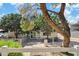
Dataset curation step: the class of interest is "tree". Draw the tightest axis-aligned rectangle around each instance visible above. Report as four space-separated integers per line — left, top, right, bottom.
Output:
18 3 52 33
34 14 52 36
34 14 52 46
40 3 71 47
0 13 23 38
18 3 71 47
20 17 35 32
18 3 37 32
18 3 38 38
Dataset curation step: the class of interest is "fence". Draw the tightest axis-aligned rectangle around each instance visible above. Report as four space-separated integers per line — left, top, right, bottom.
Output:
0 45 79 56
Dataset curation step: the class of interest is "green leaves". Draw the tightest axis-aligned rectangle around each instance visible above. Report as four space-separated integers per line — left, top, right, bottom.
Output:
50 13 61 25
0 13 22 32
34 14 52 33
20 18 35 32
20 18 30 32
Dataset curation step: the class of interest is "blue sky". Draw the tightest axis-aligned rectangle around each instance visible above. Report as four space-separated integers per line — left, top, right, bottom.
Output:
0 3 19 15
46 3 60 12
0 3 79 24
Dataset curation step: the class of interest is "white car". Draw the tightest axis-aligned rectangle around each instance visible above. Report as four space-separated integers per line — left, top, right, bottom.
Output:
0 33 4 38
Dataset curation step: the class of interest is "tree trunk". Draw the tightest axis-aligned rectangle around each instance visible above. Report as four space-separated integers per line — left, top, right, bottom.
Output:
15 31 18 38
62 35 70 47
58 14 71 47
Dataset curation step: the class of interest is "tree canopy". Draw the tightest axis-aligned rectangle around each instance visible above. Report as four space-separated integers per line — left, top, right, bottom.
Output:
20 17 35 32
0 13 22 33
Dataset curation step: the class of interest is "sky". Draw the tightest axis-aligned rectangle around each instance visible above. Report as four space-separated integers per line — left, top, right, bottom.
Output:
0 3 19 17
0 3 79 24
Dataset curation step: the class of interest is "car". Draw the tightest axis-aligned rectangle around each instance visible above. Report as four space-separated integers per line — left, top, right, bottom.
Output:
0 33 4 38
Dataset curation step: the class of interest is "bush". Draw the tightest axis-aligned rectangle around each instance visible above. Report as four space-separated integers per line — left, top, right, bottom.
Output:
0 40 23 56
8 52 23 56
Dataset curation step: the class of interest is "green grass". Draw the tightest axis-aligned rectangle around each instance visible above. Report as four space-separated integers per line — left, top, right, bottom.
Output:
0 39 23 56
0 40 21 48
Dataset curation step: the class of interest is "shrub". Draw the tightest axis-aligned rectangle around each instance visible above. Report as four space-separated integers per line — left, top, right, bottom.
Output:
8 52 23 56
0 39 23 56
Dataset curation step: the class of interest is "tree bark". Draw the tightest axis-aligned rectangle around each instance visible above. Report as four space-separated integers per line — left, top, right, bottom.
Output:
58 15 70 47
58 12 71 37
62 35 70 47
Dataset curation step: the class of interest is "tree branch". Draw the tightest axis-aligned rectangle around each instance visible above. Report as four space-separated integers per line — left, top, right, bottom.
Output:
59 3 66 14
47 10 59 15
